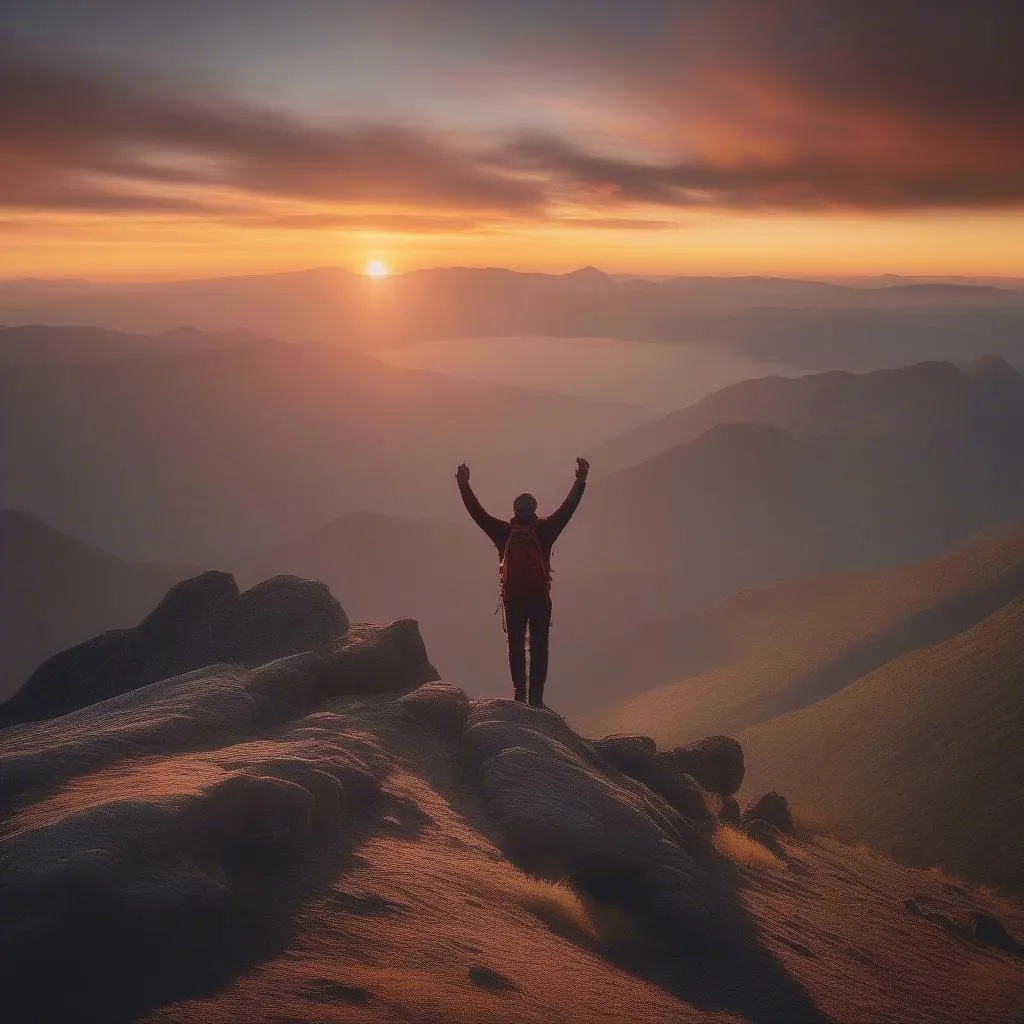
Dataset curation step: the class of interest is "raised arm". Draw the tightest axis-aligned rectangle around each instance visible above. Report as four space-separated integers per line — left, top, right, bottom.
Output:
542 457 589 542
456 464 507 549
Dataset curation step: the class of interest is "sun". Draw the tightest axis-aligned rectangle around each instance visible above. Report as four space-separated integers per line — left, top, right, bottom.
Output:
365 259 389 278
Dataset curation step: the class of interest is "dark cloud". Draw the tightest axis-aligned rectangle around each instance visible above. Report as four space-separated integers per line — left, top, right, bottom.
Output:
551 1 1024 209
497 133 1024 212
693 1 1024 127
0 57 544 217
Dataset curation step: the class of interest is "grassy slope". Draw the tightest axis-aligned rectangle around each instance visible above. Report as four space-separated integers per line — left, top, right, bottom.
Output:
582 524 1024 747
739 594 1024 896
583 524 1024 896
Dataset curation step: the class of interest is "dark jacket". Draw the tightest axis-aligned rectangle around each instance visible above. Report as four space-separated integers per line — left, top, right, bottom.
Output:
457 477 586 570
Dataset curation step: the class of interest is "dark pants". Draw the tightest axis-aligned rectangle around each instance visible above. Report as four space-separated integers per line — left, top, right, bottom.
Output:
505 597 552 707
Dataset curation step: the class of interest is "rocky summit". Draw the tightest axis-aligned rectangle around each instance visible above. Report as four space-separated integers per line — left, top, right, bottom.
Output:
1 586 1021 1024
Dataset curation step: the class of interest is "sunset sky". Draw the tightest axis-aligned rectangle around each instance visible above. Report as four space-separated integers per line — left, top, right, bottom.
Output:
2 0 1022 279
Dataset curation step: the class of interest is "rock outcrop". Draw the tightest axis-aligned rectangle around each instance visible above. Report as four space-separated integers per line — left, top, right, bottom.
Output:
0 571 350 726
744 791 794 833
673 735 745 796
0 617 437 815
465 702 721 941
593 734 714 821
398 679 470 733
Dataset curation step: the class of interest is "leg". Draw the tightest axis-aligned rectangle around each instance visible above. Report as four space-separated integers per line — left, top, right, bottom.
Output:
527 599 551 708
504 600 528 702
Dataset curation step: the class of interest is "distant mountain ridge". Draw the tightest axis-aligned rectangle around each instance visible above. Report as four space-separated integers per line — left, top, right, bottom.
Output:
3 266 1022 362
0 339 650 559
0 324 262 364
572 410 1024 607
0 510 190 701
705 306 1024 371
584 521 1024 742
590 356 1024 474
8 353 1024 722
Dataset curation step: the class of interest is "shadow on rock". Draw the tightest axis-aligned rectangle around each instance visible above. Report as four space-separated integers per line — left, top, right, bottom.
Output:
468 702 836 1024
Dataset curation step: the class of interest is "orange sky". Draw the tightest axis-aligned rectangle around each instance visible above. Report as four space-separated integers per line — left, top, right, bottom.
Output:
3 207 1024 281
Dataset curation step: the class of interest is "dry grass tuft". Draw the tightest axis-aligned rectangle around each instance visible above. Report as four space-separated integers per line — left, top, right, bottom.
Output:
492 870 600 944
714 824 786 872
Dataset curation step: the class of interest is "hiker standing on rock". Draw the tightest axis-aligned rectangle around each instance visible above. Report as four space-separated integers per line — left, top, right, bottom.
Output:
456 458 589 707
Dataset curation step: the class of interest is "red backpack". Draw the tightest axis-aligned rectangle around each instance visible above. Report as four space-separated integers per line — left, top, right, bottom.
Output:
500 522 550 601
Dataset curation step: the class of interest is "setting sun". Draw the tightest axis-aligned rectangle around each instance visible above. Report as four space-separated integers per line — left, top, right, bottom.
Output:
366 259 389 278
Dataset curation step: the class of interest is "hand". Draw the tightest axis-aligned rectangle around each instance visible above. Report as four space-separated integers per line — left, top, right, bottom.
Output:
456 463 470 485
575 456 590 482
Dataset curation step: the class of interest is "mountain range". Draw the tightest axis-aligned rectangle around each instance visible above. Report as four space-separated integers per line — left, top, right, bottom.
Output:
0 324 259 365
4 267 1023 371
589 355 1024 474
0 336 648 559
6 353 1024 720
0 510 189 701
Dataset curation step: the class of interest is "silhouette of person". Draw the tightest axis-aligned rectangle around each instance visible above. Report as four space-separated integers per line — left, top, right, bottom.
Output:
456 458 589 706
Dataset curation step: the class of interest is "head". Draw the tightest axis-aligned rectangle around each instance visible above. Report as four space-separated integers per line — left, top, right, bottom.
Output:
512 492 538 520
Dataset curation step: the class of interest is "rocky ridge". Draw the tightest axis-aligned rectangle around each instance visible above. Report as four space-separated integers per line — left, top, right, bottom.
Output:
1 577 1021 1022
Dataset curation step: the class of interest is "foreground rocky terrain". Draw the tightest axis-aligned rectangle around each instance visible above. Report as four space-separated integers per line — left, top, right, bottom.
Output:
1 577 1022 1023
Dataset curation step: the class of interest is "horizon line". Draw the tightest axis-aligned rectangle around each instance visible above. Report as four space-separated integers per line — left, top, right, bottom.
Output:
3 265 1024 288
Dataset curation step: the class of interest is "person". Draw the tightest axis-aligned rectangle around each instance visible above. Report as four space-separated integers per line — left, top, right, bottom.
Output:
456 458 589 707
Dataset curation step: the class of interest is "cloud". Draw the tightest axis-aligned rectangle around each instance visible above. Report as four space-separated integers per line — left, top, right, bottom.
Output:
540 0 1024 210
554 216 677 231
496 132 1024 212
251 211 493 233
0 57 544 218
2 0 1023 228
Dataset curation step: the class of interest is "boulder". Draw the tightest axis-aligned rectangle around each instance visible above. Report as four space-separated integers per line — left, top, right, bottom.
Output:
0 728 388 965
969 912 1021 954
743 792 794 834
593 734 658 776
648 756 713 822
593 736 711 821
399 681 470 733
465 700 718 941
672 736 744 797
246 619 440 716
